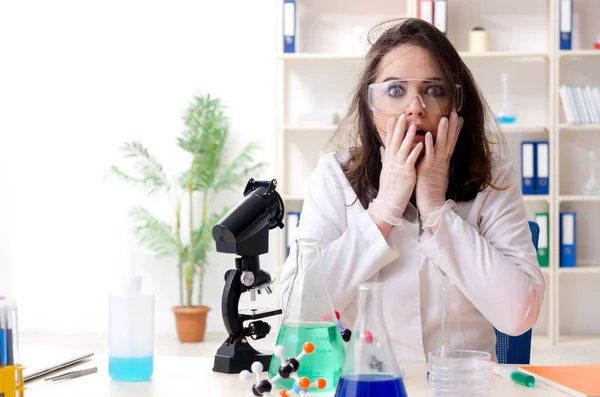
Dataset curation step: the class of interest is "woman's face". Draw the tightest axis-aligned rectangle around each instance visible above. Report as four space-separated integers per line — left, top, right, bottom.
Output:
370 44 452 153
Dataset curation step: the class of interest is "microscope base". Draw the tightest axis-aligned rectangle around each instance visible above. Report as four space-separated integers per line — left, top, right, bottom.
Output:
212 337 273 374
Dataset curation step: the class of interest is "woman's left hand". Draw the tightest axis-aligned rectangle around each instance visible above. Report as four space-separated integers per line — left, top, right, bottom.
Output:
416 111 464 224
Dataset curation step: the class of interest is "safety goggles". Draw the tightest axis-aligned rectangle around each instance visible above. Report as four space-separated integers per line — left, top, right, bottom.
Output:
368 78 463 115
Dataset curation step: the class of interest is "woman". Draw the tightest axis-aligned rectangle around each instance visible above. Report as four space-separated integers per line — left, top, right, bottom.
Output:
278 18 545 362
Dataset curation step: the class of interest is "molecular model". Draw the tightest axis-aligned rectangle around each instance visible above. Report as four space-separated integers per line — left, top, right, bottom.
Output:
238 342 326 397
323 310 352 342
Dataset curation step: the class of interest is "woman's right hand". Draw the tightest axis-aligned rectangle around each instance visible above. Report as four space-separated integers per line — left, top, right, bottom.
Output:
367 113 423 229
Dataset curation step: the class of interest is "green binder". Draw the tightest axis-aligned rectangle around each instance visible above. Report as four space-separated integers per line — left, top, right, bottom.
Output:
534 212 549 267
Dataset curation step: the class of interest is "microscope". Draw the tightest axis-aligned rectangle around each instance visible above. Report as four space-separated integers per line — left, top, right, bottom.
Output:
211 178 285 374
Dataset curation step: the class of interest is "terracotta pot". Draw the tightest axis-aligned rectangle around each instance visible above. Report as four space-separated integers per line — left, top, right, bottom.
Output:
172 306 211 343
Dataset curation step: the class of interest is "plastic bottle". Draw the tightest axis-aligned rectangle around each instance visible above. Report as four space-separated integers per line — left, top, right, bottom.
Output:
583 150 600 196
108 249 155 382
496 72 517 124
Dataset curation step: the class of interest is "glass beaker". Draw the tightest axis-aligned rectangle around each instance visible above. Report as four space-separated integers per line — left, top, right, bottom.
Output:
334 283 408 397
428 350 493 397
268 238 346 392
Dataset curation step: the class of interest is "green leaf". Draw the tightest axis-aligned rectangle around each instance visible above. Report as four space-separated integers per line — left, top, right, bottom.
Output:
212 141 266 193
107 141 171 195
177 95 229 192
128 207 180 259
181 207 230 267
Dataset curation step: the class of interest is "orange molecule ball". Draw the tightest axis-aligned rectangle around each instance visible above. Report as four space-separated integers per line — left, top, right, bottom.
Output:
303 342 315 354
298 377 311 389
316 378 327 389
279 390 289 397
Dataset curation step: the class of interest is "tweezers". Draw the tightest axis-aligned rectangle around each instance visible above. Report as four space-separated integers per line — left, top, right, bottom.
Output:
45 367 98 382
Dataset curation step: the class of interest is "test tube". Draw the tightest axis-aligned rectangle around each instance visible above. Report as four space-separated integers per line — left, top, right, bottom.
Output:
6 301 19 366
0 300 6 367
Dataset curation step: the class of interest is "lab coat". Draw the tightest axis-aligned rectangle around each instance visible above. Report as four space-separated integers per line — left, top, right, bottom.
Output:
278 149 545 362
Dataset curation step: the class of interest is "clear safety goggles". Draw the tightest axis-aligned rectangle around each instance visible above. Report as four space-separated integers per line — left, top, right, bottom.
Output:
368 78 463 115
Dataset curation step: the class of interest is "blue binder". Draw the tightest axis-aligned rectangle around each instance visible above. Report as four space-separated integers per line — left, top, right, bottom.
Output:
521 141 536 195
535 141 549 195
559 0 573 50
560 212 576 268
283 0 296 53
286 211 301 256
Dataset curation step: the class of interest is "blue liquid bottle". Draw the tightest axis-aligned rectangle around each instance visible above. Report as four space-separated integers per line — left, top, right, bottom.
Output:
496 72 517 124
335 283 408 397
108 249 155 382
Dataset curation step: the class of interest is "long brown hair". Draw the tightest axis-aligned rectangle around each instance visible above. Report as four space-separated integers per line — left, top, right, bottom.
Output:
333 18 504 209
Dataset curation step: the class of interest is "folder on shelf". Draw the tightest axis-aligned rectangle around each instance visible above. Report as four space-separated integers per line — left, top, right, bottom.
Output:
518 364 600 397
521 141 536 195
282 0 296 53
285 211 301 256
560 211 576 268
418 0 434 24
534 212 549 267
559 0 573 50
535 141 549 195
433 0 447 34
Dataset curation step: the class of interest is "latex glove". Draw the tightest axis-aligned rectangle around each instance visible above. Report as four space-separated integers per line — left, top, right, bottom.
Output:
368 114 424 226
416 111 464 226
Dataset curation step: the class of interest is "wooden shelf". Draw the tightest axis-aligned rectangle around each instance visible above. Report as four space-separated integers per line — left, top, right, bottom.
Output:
458 51 549 59
280 51 550 61
500 124 548 134
558 195 600 202
283 124 547 134
523 195 550 202
559 266 600 274
559 50 600 58
559 123 600 131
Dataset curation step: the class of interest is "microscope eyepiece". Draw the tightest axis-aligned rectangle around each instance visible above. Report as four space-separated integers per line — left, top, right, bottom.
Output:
212 179 284 257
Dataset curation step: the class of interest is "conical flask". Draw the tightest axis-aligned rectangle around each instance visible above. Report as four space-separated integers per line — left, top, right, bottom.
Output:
335 282 408 397
268 238 346 392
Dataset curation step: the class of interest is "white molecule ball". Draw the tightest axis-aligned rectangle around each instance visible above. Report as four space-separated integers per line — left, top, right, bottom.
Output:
274 345 286 358
239 370 253 382
251 361 264 374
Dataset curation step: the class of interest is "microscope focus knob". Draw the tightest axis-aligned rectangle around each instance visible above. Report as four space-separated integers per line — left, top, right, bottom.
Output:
241 271 255 287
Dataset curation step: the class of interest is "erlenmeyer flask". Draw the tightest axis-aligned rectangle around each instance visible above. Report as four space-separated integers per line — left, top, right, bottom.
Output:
335 283 408 397
268 238 346 392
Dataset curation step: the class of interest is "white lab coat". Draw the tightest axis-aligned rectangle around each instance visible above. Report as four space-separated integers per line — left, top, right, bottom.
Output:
278 149 545 363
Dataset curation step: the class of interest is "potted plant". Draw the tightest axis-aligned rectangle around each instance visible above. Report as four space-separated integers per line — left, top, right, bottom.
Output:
107 93 265 342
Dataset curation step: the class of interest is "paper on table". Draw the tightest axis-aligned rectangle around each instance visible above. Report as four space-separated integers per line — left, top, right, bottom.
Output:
518 364 600 397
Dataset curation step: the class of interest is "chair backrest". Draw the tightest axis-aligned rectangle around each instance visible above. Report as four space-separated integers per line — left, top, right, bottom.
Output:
494 221 540 364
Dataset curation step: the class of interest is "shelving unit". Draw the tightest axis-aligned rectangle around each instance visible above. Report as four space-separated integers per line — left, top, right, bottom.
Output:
274 0 600 346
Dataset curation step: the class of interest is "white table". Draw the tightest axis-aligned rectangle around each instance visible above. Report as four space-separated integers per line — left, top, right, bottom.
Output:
22 354 571 397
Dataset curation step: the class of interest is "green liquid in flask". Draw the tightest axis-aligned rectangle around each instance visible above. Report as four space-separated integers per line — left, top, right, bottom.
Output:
268 322 346 392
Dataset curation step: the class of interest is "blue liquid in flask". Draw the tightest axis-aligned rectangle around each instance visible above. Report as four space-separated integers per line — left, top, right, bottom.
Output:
109 356 154 382
335 374 408 397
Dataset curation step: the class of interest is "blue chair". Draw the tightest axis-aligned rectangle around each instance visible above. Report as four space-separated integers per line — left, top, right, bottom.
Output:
493 221 540 364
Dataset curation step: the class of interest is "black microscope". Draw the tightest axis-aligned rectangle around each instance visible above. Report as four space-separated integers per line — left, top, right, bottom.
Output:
211 178 285 374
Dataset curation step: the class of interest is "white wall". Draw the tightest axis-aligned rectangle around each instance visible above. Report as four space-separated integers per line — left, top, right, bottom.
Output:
0 0 280 336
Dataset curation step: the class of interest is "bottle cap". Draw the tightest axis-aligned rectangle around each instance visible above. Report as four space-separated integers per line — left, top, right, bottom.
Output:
123 249 155 293
510 371 535 387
